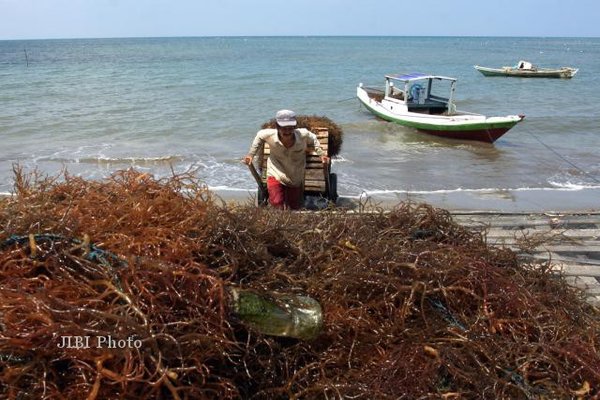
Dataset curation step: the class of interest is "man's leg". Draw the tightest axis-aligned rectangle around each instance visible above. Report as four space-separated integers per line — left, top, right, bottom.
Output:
266 177 285 209
285 185 304 210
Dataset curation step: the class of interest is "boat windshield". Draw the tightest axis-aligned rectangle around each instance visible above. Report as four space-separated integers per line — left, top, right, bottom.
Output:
426 78 453 103
383 74 456 113
386 74 454 100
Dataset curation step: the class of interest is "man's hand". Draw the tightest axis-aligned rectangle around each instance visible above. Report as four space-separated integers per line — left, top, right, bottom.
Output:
320 155 330 164
242 155 254 165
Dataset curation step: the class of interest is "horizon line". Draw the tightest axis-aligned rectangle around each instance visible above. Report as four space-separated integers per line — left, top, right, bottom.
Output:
2 34 599 42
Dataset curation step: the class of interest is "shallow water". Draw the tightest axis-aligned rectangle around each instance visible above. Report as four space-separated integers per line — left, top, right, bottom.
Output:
1 36 599 210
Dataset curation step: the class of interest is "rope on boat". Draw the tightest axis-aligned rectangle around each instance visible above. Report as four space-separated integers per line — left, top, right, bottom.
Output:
523 126 600 185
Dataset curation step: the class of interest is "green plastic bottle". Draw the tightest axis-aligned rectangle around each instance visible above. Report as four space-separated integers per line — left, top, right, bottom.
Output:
229 288 323 341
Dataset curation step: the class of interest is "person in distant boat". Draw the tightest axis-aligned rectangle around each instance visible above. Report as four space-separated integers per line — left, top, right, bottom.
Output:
243 109 329 210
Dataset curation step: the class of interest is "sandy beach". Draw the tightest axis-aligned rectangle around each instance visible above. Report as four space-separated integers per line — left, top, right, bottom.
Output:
213 187 600 214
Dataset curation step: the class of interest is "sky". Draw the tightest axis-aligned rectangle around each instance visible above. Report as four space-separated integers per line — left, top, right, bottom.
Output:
0 0 598 40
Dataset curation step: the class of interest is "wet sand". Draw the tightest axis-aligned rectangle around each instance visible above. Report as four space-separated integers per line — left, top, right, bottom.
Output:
213 187 600 213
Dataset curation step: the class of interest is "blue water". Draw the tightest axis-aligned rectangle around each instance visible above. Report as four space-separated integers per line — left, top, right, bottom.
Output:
1 36 599 207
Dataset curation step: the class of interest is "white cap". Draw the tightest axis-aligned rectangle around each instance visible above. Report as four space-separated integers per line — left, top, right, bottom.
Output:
275 109 297 127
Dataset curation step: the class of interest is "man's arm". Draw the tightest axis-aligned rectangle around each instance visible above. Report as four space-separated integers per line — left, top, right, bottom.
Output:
307 131 330 164
243 131 268 165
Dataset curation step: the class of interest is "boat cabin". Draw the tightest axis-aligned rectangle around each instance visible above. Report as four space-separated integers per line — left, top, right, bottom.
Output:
516 60 534 70
382 73 457 115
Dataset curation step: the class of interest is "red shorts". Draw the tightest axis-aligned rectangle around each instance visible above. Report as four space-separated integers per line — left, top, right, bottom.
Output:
267 176 303 210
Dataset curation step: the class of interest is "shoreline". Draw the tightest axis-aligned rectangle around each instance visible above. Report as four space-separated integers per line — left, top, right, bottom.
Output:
213 187 600 214
3 187 598 214
3 185 598 304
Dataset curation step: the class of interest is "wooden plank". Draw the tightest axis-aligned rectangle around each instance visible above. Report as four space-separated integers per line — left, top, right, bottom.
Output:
452 212 600 220
305 169 326 181
453 214 600 228
458 214 600 220
520 244 600 252
548 264 600 277
304 180 326 191
307 156 326 164
452 212 600 304
587 297 600 306
485 228 600 239
519 253 600 265
306 163 326 170
487 236 600 246
564 276 600 294
518 256 600 276
460 219 553 229
312 128 329 135
485 239 600 249
486 238 600 248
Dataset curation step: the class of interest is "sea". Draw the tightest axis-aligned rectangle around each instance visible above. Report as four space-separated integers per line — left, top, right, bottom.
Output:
1 36 599 212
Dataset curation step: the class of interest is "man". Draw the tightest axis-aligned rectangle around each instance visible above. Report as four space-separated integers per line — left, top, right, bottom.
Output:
243 109 330 209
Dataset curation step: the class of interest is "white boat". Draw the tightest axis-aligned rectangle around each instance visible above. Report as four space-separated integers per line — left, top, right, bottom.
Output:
357 73 525 143
474 60 578 79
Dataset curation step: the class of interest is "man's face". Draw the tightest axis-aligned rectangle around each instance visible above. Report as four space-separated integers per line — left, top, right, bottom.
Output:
278 125 295 136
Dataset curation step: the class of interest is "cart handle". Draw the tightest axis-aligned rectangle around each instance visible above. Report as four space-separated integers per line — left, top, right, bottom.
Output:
247 163 268 200
323 161 332 201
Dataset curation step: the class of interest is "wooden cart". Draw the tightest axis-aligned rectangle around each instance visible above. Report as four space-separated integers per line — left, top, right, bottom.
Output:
248 127 338 207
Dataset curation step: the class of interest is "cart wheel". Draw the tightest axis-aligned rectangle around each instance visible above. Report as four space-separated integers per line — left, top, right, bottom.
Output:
256 188 268 207
327 173 338 203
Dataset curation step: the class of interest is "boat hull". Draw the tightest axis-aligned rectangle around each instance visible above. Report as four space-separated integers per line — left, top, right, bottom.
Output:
357 87 523 143
474 65 578 79
417 126 514 142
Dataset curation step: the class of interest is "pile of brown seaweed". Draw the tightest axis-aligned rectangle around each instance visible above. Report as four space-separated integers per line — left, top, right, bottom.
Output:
1 168 599 399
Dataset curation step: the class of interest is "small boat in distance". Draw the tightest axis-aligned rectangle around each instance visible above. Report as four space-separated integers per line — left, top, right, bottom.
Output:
356 73 525 143
474 60 578 79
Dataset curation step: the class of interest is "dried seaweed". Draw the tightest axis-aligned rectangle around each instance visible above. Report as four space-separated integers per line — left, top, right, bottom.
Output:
1 167 599 399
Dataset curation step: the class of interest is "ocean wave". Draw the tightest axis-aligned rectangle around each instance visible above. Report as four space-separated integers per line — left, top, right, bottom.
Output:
207 186 252 192
80 156 185 164
350 185 600 197
331 155 351 163
37 155 185 165
547 179 600 190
